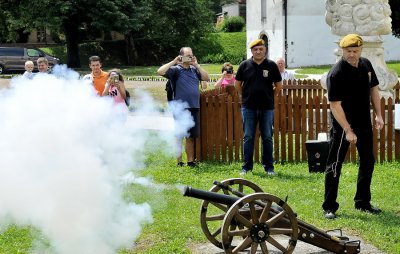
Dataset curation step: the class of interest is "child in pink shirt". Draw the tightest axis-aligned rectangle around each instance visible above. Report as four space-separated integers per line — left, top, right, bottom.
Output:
102 69 128 108
215 62 236 88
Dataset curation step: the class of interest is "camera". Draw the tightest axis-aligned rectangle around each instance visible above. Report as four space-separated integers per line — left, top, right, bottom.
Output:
226 68 234 74
112 74 119 84
181 56 192 63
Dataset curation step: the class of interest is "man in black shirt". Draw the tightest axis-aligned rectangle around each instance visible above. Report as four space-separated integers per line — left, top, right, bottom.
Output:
323 34 384 219
235 39 282 175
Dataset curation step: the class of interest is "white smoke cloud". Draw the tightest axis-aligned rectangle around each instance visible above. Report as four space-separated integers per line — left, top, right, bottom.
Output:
0 66 194 254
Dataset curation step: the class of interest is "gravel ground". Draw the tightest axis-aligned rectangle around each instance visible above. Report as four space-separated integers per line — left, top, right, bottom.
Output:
0 78 164 90
189 231 386 254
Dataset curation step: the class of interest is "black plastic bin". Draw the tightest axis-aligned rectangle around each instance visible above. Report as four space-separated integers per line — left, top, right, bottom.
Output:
305 140 329 173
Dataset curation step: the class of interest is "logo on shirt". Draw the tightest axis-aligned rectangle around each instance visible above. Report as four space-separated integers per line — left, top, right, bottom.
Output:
263 70 269 77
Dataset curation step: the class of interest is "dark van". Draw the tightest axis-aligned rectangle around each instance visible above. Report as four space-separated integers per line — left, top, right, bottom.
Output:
0 47 60 74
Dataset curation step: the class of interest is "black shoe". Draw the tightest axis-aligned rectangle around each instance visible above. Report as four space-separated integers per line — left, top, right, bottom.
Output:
324 210 336 219
187 161 197 168
177 162 184 167
355 205 382 214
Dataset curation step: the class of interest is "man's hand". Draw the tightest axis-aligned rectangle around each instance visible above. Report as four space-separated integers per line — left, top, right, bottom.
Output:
375 115 384 130
192 56 200 68
345 128 357 144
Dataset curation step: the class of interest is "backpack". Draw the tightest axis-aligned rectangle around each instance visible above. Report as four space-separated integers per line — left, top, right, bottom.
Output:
125 90 131 107
165 79 176 101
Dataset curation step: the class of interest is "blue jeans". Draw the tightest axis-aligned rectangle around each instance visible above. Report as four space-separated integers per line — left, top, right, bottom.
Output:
241 107 274 171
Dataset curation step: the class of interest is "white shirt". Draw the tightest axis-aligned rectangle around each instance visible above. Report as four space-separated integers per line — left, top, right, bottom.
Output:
281 70 295 81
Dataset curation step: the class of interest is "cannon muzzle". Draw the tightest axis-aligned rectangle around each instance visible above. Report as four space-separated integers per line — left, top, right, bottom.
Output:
183 186 240 206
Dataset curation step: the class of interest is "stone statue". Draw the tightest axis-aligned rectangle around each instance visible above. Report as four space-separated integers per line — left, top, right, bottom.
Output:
324 0 398 99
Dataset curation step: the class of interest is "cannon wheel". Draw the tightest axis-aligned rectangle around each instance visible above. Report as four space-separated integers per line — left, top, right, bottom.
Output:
200 178 264 250
221 193 298 254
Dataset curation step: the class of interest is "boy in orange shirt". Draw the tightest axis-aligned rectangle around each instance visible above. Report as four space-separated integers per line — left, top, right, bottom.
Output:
83 56 108 95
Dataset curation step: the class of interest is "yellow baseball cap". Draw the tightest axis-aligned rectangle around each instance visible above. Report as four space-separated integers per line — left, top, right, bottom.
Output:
339 34 363 48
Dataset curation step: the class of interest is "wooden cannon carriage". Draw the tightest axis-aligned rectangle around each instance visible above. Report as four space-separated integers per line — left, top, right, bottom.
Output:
183 178 361 254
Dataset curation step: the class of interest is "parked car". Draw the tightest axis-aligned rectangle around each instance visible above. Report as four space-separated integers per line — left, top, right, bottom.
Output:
0 47 60 74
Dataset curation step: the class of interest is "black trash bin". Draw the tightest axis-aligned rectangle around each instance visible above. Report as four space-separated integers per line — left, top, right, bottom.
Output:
305 140 329 173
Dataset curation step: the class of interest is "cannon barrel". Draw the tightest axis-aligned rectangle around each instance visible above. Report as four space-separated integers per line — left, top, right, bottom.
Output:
183 186 240 206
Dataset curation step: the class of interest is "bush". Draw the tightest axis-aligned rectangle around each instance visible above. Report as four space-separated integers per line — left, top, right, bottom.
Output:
221 16 245 32
194 32 246 65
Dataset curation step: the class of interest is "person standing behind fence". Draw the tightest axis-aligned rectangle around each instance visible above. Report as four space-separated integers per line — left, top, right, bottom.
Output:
276 57 295 81
83 56 108 96
322 34 384 220
235 39 282 176
215 62 236 88
157 47 210 168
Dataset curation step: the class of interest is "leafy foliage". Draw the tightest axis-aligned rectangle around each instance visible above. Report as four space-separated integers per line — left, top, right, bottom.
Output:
220 16 245 32
126 0 214 65
194 32 246 64
0 0 214 67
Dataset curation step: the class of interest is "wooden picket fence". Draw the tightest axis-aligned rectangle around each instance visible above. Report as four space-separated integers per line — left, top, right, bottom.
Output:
195 79 400 164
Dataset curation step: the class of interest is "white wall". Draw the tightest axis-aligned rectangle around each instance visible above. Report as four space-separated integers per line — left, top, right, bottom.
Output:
246 0 400 68
246 0 284 63
222 3 239 17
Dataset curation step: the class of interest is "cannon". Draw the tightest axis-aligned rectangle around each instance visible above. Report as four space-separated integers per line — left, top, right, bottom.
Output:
183 178 360 254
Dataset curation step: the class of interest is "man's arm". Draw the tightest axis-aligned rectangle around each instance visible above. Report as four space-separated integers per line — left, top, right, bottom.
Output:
195 64 210 81
192 57 209 81
371 86 384 130
234 80 243 96
157 56 180 76
330 101 357 143
274 81 282 93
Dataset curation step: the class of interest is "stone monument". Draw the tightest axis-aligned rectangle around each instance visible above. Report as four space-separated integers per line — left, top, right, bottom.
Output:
325 0 398 99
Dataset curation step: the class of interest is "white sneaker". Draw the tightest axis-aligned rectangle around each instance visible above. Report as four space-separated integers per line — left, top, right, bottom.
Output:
266 171 276 176
240 169 248 176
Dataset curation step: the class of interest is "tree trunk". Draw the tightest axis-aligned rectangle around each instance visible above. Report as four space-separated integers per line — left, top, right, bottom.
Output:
125 34 138 66
63 21 81 68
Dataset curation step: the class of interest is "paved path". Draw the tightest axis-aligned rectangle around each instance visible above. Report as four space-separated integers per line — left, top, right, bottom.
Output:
189 231 386 254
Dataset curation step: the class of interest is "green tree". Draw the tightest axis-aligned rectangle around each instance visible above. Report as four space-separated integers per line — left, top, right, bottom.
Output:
389 0 400 37
0 0 214 66
124 0 214 65
12 0 145 67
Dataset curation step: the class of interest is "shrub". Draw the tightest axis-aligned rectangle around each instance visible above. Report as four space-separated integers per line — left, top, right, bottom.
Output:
221 16 245 32
194 32 246 64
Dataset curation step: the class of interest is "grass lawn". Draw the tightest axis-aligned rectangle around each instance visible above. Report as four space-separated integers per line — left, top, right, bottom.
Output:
1 151 398 253
127 156 400 254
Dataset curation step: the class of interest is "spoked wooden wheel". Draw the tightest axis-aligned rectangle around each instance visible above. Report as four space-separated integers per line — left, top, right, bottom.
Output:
221 193 298 254
200 178 264 249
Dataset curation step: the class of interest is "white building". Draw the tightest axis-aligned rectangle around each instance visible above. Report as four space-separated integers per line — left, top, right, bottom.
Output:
246 0 400 68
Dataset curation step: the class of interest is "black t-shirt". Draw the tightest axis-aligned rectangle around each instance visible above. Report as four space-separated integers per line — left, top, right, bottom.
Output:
235 58 282 110
327 57 379 129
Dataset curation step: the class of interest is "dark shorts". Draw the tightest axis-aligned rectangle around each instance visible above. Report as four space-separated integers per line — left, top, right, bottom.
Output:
188 108 200 138
173 108 200 138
